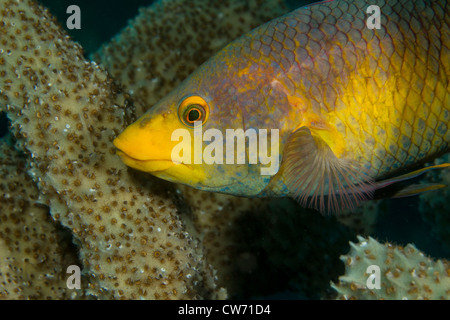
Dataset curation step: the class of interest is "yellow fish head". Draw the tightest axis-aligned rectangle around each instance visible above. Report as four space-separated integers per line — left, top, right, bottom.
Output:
113 74 271 196
113 102 203 186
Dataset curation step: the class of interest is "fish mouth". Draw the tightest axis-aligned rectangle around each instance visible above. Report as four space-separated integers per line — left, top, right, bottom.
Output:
116 149 208 185
116 150 184 172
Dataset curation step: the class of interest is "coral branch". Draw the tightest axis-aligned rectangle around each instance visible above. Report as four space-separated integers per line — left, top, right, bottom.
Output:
332 236 450 299
2 0 446 300
0 0 223 299
0 135 83 299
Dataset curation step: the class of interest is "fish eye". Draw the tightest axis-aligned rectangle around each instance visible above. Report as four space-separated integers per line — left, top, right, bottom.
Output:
178 96 209 127
184 105 204 124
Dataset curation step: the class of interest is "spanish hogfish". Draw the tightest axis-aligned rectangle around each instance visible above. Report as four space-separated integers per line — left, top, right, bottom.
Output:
114 0 449 213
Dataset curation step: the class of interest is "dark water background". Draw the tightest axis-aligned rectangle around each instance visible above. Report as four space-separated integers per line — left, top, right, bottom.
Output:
38 0 314 54
1 0 448 299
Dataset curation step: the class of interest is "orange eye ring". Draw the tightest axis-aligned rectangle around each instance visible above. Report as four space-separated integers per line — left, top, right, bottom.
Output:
178 96 209 127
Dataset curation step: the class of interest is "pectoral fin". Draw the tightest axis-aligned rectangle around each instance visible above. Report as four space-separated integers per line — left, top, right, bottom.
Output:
282 126 374 214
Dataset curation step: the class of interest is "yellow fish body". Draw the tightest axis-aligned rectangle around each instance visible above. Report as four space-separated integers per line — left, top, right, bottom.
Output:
114 0 450 212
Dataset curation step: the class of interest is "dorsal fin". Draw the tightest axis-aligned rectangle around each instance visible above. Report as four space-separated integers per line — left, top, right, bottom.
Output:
282 127 374 214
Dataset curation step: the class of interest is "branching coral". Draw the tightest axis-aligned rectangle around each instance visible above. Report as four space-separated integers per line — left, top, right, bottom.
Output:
0 0 304 301
1 0 447 300
0 0 387 300
0 135 83 299
0 0 224 299
173 188 358 299
332 236 450 300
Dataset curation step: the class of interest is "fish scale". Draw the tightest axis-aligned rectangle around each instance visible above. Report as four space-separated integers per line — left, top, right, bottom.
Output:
214 0 449 179
115 0 450 211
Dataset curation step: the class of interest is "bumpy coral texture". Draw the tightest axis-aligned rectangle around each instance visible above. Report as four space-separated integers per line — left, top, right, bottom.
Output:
0 135 83 299
79 0 450 299
1 0 448 300
0 0 225 299
332 236 450 300
0 0 297 300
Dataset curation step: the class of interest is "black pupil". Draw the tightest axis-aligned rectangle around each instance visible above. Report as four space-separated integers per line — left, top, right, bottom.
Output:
188 108 201 122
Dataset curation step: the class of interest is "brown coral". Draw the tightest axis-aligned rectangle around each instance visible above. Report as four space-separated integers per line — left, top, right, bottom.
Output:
0 135 83 299
0 0 224 299
332 236 450 300
0 0 382 299
0 0 296 300
3 0 441 300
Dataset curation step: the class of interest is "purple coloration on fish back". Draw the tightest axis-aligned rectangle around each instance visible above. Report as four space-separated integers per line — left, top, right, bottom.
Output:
115 0 449 213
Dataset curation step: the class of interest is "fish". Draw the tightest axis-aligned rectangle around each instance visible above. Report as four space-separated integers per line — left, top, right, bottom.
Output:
114 0 450 213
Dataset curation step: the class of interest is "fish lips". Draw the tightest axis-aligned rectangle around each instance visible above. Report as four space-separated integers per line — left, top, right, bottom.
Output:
115 148 211 187
115 150 180 172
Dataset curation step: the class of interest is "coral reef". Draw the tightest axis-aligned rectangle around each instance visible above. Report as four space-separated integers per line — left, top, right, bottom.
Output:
0 135 83 299
0 0 224 299
332 236 450 300
0 0 448 300
335 201 384 236
232 199 355 299
0 0 303 300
